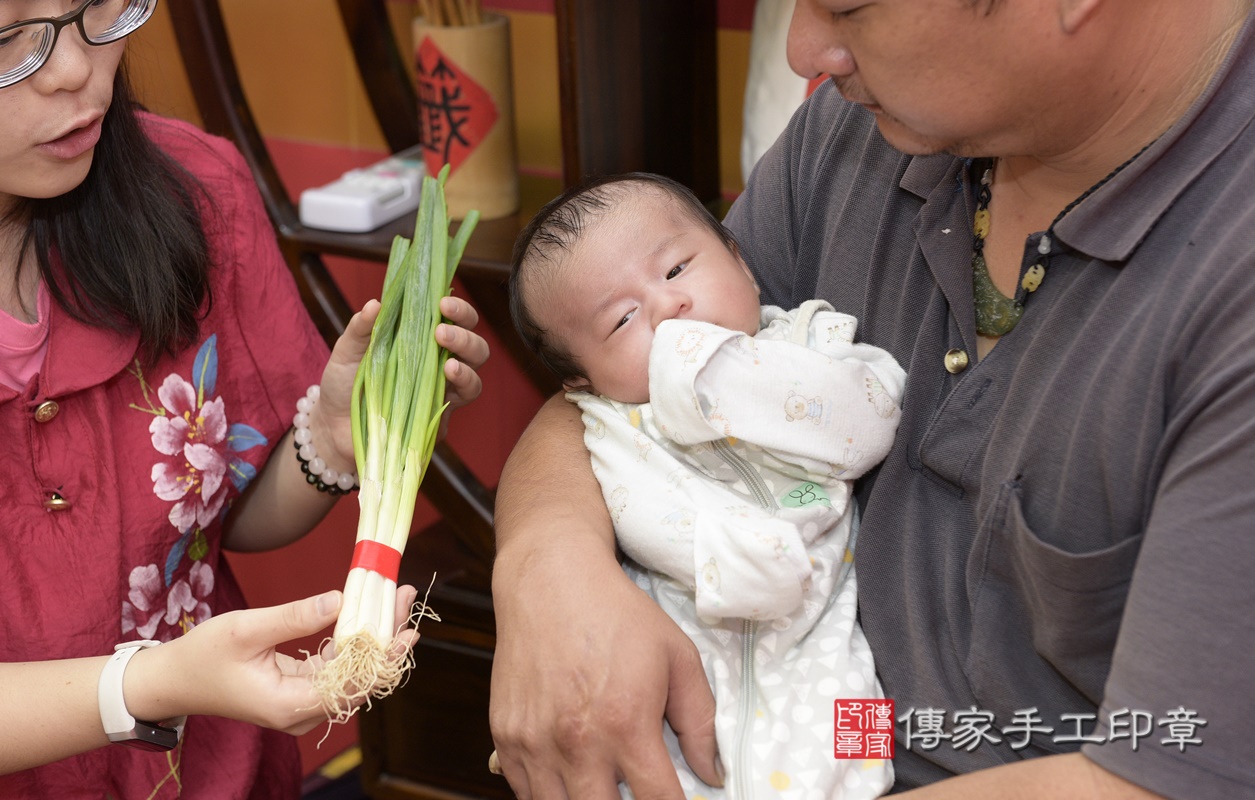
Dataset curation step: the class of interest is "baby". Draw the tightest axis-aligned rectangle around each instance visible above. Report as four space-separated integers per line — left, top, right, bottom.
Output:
509 173 905 799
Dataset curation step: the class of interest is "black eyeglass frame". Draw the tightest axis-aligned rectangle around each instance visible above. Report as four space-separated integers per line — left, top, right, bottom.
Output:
0 0 158 89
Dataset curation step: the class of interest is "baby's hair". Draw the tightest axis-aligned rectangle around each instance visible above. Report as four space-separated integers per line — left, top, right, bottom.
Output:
509 172 738 384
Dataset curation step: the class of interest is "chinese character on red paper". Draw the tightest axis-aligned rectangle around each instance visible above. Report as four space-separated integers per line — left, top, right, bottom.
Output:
415 37 499 177
834 699 895 759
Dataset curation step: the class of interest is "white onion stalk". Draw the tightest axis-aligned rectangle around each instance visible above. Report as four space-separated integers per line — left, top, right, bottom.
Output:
313 165 478 721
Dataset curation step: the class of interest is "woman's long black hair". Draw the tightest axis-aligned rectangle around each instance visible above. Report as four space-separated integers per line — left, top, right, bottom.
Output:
15 61 211 366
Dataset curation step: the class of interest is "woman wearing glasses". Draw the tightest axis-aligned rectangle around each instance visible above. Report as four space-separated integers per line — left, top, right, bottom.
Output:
0 1 488 795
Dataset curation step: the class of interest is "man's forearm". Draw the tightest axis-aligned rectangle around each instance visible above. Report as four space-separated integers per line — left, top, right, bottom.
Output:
489 392 722 797
898 752 1162 800
494 393 616 559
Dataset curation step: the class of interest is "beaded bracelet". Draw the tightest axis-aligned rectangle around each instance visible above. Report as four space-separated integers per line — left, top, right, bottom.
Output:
292 385 359 495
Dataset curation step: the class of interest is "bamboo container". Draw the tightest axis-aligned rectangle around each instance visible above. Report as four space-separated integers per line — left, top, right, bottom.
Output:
413 12 519 220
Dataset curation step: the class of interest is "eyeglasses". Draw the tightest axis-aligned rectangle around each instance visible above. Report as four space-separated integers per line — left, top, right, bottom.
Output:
0 0 158 89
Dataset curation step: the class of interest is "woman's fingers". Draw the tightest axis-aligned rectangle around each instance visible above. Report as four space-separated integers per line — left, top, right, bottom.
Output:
434 296 489 413
226 590 343 655
436 319 490 371
443 356 484 410
440 294 480 336
162 582 434 742
332 299 382 366
313 299 382 465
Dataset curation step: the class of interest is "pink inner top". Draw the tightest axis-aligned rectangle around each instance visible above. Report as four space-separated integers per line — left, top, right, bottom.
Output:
0 281 50 391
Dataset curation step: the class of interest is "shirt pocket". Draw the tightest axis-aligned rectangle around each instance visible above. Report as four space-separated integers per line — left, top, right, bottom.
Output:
964 479 1142 751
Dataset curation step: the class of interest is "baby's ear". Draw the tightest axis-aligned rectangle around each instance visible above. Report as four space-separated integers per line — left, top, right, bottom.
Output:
563 376 594 393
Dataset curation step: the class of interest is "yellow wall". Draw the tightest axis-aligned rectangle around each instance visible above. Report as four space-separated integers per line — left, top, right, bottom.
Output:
719 28 752 196
127 1 750 195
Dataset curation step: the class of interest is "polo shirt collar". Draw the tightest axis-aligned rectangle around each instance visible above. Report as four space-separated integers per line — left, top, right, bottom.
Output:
1058 8 1255 262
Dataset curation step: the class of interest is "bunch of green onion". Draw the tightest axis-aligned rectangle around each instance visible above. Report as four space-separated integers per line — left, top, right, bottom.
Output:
314 165 478 719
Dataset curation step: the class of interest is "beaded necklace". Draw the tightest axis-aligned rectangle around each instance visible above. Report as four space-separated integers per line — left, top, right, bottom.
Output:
971 147 1151 338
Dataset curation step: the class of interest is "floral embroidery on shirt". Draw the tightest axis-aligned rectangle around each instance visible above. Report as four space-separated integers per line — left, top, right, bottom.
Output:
135 333 269 527
122 334 270 637
121 560 216 642
144 336 268 533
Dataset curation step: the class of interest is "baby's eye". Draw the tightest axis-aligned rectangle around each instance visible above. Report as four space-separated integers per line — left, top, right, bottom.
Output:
829 2 867 20
666 262 688 280
615 308 636 330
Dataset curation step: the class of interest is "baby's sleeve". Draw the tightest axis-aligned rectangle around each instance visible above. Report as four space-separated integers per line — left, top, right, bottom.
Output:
649 315 905 480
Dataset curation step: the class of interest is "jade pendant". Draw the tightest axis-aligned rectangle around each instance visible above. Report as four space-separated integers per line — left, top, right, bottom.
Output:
972 251 1023 336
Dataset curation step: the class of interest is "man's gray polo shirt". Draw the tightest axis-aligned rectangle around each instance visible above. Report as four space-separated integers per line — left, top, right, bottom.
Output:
725 11 1255 799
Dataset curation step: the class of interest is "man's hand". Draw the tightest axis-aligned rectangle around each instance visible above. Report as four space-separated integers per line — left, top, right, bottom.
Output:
489 541 722 799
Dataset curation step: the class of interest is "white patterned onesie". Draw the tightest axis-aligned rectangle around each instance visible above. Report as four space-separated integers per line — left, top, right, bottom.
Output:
572 300 905 800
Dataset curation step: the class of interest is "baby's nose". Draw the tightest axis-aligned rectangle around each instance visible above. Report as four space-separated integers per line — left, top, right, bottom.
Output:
651 290 692 328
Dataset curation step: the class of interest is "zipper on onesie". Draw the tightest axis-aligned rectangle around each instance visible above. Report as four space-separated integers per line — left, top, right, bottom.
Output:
711 437 777 800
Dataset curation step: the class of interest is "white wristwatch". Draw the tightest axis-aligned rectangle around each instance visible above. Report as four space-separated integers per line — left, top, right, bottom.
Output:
97 639 187 751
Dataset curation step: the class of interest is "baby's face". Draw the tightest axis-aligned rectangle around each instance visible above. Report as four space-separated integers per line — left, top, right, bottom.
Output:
535 192 761 403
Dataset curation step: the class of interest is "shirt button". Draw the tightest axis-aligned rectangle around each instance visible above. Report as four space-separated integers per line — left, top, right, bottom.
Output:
34 400 59 423
43 492 71 511
944 348 970 374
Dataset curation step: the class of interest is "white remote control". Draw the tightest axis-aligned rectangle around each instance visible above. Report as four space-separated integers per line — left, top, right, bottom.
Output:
298 145 427 233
